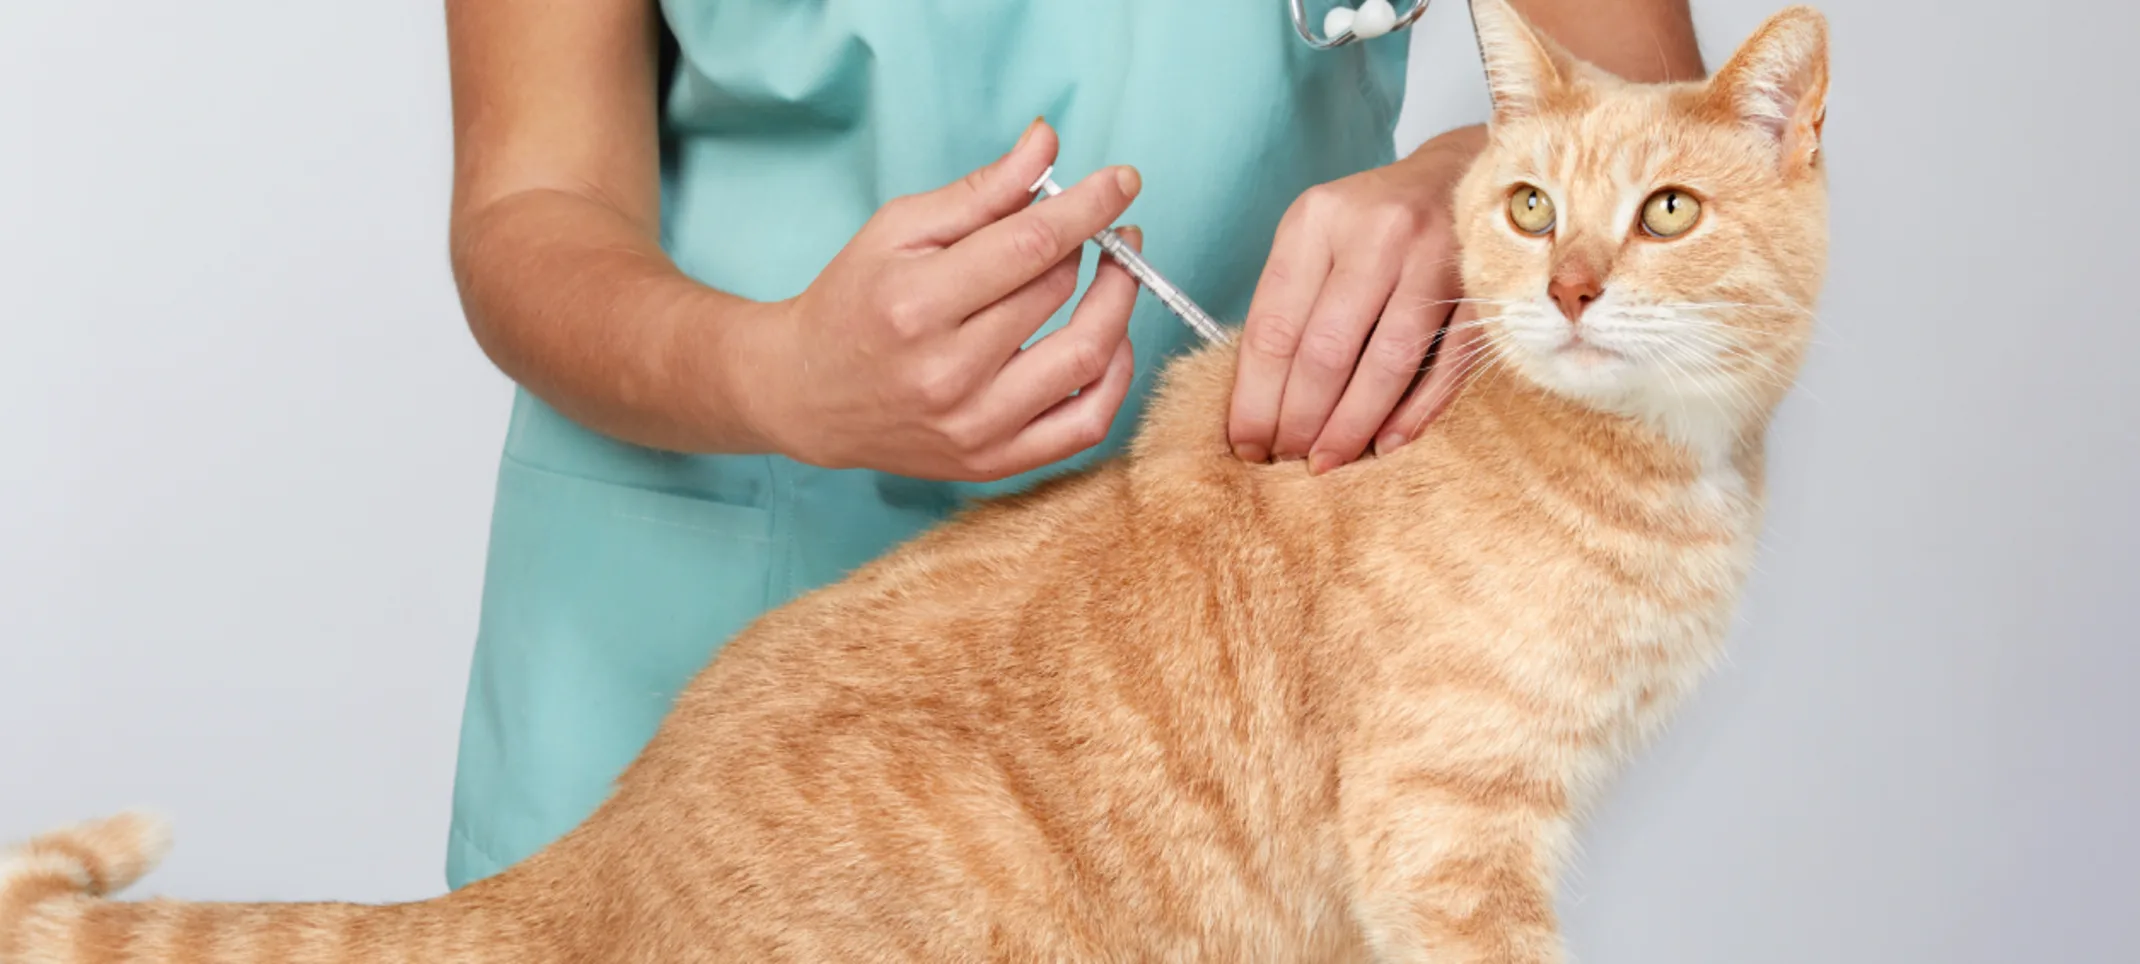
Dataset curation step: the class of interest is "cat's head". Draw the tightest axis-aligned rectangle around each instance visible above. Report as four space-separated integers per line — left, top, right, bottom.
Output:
1454 0 1830 446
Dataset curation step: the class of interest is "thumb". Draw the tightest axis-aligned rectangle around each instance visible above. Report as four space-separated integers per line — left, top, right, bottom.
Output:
907 119 1060 243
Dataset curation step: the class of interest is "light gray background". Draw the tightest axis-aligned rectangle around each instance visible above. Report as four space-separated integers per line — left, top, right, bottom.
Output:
2 2 2133 961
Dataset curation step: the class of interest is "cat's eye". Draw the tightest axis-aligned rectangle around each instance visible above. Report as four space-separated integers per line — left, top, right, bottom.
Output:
1506 185 1556 236
1639 188 1702 238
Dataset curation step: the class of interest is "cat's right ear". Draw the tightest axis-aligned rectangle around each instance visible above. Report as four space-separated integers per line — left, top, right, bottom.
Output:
1707 6 1831 174
1469 0 1580 124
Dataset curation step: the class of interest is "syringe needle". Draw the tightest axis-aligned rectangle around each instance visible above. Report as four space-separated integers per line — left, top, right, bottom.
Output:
1029 167 1232 345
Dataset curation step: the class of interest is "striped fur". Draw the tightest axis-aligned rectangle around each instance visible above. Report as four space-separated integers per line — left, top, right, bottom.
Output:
0 815 572 963
2 3 1829 961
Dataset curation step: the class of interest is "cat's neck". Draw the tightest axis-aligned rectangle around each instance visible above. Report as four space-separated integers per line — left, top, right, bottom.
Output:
1448 372 1764 494
1339 373 1763 527
1126 344 1770 530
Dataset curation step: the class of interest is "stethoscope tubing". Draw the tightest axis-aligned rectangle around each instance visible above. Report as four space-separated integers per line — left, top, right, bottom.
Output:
1288 0 1436 49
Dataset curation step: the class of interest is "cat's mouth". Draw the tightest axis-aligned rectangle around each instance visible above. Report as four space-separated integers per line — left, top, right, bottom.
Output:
1552 332 1624 366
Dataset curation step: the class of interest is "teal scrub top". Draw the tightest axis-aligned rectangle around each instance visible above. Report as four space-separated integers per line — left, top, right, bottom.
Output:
446 1 1409 889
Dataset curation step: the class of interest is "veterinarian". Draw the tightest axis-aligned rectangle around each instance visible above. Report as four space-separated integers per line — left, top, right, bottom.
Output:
440 0 1705 888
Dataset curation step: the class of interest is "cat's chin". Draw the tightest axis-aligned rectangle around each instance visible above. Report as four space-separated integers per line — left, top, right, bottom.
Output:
1506 346 1643 406
1550 341 1628 370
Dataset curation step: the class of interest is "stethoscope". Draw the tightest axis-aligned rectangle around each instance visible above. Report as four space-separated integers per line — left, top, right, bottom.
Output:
1291 0 1433 47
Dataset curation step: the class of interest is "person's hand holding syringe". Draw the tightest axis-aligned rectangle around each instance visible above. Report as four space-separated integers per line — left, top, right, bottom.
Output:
721 123 1147 483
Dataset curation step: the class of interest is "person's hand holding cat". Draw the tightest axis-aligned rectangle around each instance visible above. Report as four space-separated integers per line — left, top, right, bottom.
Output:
1229 124 1491 474
726 122 1145 483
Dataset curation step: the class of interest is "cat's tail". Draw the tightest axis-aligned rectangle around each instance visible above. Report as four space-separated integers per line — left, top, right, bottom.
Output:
0 813 563 964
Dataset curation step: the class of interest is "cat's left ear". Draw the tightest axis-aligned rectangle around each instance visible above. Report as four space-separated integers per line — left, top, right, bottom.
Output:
1707 6 1830 174
1470 0 1584 124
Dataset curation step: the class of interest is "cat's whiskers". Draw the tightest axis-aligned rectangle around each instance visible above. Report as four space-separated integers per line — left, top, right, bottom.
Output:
1389 313 1523 360
1382 295 1817 448
1430 332 1506 390
1621 328 1723 403
1649 299 1813 317
1657 298 1838 349
1398 297 1525 310
1670 344 1768 420
1611 338 1768 460
1589 304 1811 398
1422 330 1519 435
1453 331 1520 398
1673 348 1788 420
1644 343 1721 422
1655 316 1826 353
1659 326 1812 406
1376 334 1511 442
1636 329 1770 400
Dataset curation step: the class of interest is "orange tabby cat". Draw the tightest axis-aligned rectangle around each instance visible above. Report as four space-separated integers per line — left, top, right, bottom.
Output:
0 2 1830 961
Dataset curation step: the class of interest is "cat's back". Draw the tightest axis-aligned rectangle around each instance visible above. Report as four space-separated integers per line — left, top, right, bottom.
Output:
583 381 1361 959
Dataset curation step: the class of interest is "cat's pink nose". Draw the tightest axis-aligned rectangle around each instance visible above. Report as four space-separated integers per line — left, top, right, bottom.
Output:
1549 272 1603 323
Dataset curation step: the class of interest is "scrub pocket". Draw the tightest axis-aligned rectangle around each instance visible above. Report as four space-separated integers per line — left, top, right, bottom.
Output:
447 455 777 887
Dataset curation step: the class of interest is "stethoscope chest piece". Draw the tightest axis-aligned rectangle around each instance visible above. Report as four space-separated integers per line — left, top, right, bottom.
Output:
1293 0 1433 48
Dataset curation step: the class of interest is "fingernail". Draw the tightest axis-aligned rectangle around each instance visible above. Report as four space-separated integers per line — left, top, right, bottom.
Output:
1118 225 1142 249
1233 443 1267 464
1374 432 1408 456
1115 166 1142 197
1308 451 1341 476
1016 117 1042 149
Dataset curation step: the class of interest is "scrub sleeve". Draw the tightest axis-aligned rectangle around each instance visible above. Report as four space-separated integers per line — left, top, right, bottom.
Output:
445 1 1410 888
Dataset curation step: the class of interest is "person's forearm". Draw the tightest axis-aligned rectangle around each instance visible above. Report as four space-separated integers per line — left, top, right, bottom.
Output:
450 189 777 456
1511 0 1705 82
1399 0 1703 165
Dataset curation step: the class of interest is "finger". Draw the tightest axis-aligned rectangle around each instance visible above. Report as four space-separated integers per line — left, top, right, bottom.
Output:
1375 304 1489 455
1267 244 1406 461
1227 217 1331 463
1306 264 1452 474
967 227 1141 436
955 244 1084 369
916 164 1141 321
980 336 1136 479
898 119 1062 244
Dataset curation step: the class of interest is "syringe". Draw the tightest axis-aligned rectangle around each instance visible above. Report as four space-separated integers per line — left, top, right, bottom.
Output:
1028 166 1232 345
